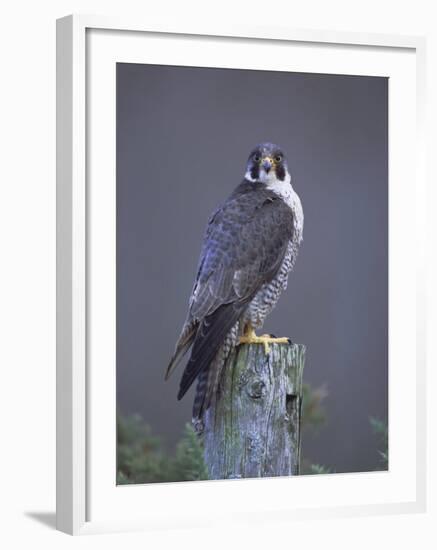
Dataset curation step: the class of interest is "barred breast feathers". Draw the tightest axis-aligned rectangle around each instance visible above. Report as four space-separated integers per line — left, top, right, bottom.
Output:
246 174 303 330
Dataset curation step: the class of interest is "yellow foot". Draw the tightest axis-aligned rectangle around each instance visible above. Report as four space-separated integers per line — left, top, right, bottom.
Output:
239 328 290 354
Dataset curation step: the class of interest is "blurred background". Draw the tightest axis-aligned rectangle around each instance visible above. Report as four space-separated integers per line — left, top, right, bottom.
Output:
116 63 388 482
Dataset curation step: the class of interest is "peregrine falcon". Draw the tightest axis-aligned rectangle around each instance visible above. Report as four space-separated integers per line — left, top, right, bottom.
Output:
165 142 304 425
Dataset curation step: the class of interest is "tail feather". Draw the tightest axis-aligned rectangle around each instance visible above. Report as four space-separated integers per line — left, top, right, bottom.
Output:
177 303 246 401
165 321 197 381
192 367 210 419
192 349 224 421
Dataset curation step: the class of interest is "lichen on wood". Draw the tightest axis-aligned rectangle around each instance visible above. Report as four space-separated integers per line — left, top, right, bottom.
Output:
202 342 305 480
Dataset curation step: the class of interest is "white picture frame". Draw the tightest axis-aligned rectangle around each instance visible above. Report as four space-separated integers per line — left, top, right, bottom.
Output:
56 14 427 535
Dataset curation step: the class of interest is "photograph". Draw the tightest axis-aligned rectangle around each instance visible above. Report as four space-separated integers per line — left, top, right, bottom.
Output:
115 62 388 484
1 0 430 543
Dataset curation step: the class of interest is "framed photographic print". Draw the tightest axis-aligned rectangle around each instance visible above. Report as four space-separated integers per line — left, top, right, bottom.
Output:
56 14 427 535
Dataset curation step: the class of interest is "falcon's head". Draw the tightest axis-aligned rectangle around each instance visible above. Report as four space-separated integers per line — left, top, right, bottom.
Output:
245 142 290 185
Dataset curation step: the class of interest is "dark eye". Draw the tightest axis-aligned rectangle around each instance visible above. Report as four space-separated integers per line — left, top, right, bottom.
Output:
253 154 261 162
274 154 283 162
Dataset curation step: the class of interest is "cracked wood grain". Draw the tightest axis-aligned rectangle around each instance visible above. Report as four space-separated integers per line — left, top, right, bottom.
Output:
203 342 305 480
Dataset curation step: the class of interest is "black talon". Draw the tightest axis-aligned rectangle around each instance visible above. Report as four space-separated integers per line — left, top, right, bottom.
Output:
287 338 293 345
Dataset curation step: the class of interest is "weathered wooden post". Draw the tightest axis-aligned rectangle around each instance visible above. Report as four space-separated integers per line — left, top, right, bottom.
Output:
202 342 305 479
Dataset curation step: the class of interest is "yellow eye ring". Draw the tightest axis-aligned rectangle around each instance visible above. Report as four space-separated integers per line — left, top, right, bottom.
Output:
274 155 283 163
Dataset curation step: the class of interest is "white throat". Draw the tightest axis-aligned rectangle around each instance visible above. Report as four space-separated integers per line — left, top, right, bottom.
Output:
245 169 304 243
265 172 293 206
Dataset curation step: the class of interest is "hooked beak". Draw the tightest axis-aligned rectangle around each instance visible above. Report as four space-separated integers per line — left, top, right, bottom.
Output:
262 157 273 173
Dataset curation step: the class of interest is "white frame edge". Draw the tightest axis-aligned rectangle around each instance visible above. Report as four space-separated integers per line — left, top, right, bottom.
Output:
56 13 427 535
56 15 87 535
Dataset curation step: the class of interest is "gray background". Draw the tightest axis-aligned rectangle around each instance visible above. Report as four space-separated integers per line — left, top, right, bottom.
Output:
116 63 388 474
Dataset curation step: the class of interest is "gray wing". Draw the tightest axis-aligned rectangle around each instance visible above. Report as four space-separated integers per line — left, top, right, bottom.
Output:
191 192 292 318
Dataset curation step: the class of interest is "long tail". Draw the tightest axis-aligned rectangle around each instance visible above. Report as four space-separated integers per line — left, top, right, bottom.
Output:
192 321 240 420
165 321 197 381
177 302 245 401
192 367 210 420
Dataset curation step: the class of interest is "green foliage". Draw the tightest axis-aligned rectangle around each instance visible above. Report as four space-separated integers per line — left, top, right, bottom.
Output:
369 416 388 469
301 382 327 432
302 415 389 476
307 463 333 475
117 413 170 484
117 413 208 484
116 398 389 483
173 423 209 481
300 386 389 475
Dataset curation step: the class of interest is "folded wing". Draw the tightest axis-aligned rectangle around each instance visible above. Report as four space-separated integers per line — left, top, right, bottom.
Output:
166 183 294 400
